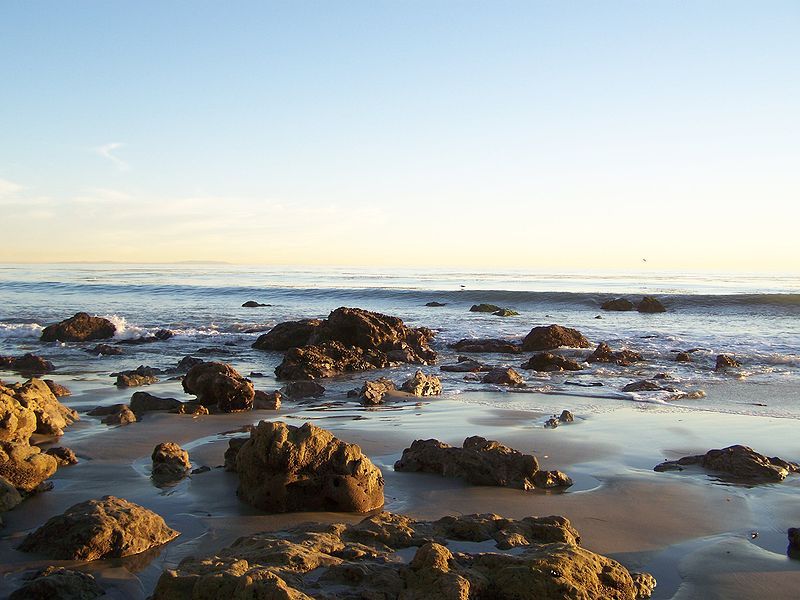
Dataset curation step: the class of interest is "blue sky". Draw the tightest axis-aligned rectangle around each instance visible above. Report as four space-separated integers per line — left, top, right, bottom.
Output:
1 1 798 269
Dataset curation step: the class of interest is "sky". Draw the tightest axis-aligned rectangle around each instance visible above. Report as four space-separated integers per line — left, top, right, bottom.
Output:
1 1 798 271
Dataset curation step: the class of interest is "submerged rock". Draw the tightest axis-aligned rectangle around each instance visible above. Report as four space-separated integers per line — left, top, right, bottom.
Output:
449 338 522 353
601 298 635 311
129 391 183 415
41 312 116 343
0 353 54 375
280 380 325 399
637 296 666 313
115 366 159 388
440 358 492 372
521 352 583 372
359 377 396 405
234 421 384 513
9 566 105 600
19 495 179 560
182 362 254 412
101 405 137 426
151 442 191 482
401 371 442 396
522 324 591 351
242 300 269 307
425 301 446 307
493 308 519 317
654 445 799 482
715 354 741 371
675 352 692 362
482 367 525 386
587 342 643 366
469 303 502 313
84 343 123 356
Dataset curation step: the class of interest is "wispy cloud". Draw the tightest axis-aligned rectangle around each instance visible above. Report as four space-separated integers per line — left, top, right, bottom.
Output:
94 142 130 171
0 177 23 197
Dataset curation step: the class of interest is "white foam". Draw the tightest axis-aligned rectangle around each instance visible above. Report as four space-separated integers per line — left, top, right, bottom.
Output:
0 322 43 339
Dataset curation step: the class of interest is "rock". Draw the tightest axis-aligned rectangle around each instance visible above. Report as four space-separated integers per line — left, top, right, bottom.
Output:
102 405 136 425
359 378 396 405
9 566 104 600
395 436 571 490
5 378 79 436
242 300 269 307
715 354 741 371
175 403 209 416
449 338 522 353
637 296 666 313
0 442 58 492
191 466 211 475
43 380 71 397
46 447 78 466
533 469 575 488
482 367 525 386
84 343 123 356
675 352 692 362
440 358 492 373
234 421 384 513
559 410 574 423
587 342 643 366
401 371 442 396
182 362 254 412
114 366 160 388
174 356 204 373
1 474 23 512
622 380 668 392
117 329 174 345
654 445 799 482
425 301 446 307
41 313 116 343
601 298 635 311
521 352 582 372
280 380 325 399
789 528 800 551
152 442 191 482
0 383 39 443
0 353 55 375
224 436 249 471
253 390 281 410
522 324 591 351
469 303 502 313
275 341 381 380
545 417 559 428
19 495 179 560
87 403 127 416
129 391 183 415
493 308 519 317
252 319 324 351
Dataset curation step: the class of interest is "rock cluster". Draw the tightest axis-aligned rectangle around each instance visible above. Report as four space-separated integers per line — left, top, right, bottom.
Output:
40 312 116 342
587 342 643 366
521 325 591 351
182 361 254 412
152 511 654 599
654 445 799 482
395 436 572 490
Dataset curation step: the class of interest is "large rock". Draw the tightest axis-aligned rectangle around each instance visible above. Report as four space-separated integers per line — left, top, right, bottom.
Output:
9 566 105 600
0 353 54 375
521 325 591 351
482 367 525 386
234 421 384 513
521 352 583 372
0 442 58 492
449 338 522 354
280 380 325 399
46 446 78 466
395 436 572 490
182 362 254 412
654 445 799 482
0 382 39 443
252 319 323 351
152 511 653 600
41 313 116 342
275 341 382 380
114 366 160 388
601 298 635 311
129 391 183 415
19 496 179 560
637 296 666 313
469 303 502 313
401 371 442 396
151 442 191 482
1 378 78 439
587 342 643 366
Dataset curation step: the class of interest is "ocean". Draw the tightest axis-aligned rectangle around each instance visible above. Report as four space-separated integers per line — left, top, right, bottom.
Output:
1 263 798 418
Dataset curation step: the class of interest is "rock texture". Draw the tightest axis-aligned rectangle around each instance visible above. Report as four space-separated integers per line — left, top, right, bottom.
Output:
18 495 179 560
0 443 58 492
401 371 442 396
469 303 502 313
253 390 282 410
151 442 191 482
359 377 397 405
115 366 159 388
522 325 591 351
637 296 666 313
0 353 54 375
182 362 254 412
715 354 741 371
654 445 799 482
521 352 583 372
232 421 384 513
252 319 324 351
41 312 116 342
43 379 71 397
46 446 78 466
449 338 522 354
102 405 137 426
482 367 525 386
280 380 325 399
152 511 653 599
5 378 78 436
587 342 643 366
440 358 492 373
395 436 572 490
9 566 105 600
130 391 183 415
601 298 635 311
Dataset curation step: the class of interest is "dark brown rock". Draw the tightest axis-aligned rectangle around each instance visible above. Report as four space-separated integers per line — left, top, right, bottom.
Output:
84 343 123 356
587 342 643 366
400 371 442 396
559 410 574 423
114 366 160 388
45 446 78 466
253 390 281 410
151 442 191 481
9 566 104 600
449 338 522 354
789 528 800 551
234 421 384 513
521 352 582 372
425 301 446 307
654 445 799 482
359 378 396 405
129 392 183 415
622 380 669 392
182 362 254 412
493 308 519 317
521 324 591 351
41 313 116 343
0 353 54 375
101 405 136 425
18 495 179 560
675 352 692 362
482 367 525 386
440 358 492 372
275 341 381 380
715 354 741 371
242 300 269 307
637 296 666 313
280 380 325 399
252 319 323 351
469 303 502 313
601 298 635 311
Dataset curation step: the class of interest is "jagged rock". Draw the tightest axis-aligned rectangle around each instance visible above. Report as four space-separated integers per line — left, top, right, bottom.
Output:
482 367 525 386
715 354 741 371
41 313 116 343
43 380 71 397
425 301 446 307
637 296 666 313
654 445 799 482
129 391 183 415
3 378 78 437
601 298 635 311
469 303 502 313
242 300 269 307
46 447 78 466
522 325 591 351
0 442 58 492
275 341 382 380
234 421 384 513
115 366 159 388
253 390 281 410
449 338 522 353
0 353 55 375
182 362 254 412
401 371 442 396
587 342 643 366
675 352 692 362
18 495 179 560
1 474 22 512
395 436 571 490
8 566 104 600
440 358 491 373
102 405 136 426
252 319 324 351
280 381 325 399
521 352 583 372
84 343 123 356
151 442 191 482
359 378 396 405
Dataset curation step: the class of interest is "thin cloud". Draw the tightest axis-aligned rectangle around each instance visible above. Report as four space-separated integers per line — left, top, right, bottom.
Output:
94 142 130 171
0 177 23 197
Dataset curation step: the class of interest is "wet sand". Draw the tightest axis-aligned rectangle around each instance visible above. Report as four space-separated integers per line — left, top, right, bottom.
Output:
1 376 799 599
